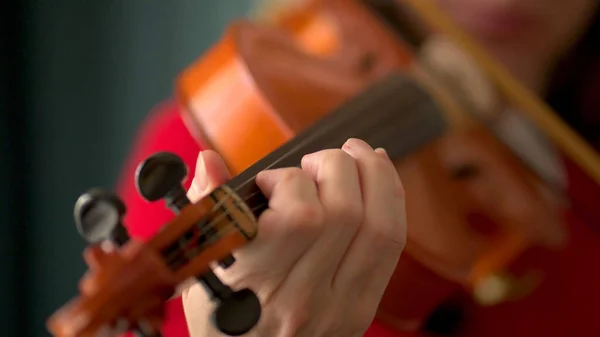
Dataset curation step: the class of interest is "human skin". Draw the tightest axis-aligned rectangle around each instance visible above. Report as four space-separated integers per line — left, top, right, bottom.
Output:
183 139 407 337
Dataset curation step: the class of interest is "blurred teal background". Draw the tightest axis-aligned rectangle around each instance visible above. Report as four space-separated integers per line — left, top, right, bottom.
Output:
1 1 254 336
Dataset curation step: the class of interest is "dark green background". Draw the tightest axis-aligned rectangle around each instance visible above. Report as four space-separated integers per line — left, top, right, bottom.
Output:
2 1 254 335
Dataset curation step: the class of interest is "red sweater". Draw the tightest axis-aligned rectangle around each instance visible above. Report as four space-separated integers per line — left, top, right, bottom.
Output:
117 101 600 337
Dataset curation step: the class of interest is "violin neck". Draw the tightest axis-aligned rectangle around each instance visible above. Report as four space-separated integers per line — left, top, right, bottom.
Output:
226 72 449 217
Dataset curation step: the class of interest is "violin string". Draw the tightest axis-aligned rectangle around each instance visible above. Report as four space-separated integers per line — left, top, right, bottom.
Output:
163 118 344 264
206 96 420 221
165 95 425 265
165 83 435 267
164 108 353 265
164 110 408 267
164 198 269 266
228 83 396 194
165 208 234 265
229 82 420 196
133 140 320 337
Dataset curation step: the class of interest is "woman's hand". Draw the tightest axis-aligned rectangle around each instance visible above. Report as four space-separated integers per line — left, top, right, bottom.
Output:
182 138 407 337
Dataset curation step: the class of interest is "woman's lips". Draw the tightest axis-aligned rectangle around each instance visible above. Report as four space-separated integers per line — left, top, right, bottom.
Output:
454 9 540 41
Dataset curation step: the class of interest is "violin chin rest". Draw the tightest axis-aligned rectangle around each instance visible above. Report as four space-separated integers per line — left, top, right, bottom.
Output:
212 288 262 336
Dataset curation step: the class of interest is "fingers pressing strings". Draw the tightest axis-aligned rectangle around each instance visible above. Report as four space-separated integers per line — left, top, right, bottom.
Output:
361 148 407 303
222 168 324 305
279 146 364 292
332 139 406 295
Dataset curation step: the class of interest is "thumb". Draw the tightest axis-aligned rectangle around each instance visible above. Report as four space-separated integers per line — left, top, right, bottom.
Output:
187 150 231 202
170 150 231 300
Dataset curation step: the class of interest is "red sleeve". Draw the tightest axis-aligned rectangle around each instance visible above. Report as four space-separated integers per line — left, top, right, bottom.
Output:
116 100 199 337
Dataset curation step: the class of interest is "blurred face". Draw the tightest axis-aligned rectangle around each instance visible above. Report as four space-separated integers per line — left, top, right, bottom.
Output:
433 0 598 87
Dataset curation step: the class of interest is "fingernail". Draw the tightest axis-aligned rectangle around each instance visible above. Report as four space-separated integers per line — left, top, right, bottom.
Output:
342 138 371 153
194 151 207 192
375 147 391 161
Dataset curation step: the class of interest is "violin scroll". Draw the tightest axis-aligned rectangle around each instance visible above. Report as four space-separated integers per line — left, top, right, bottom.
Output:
48 152 262 337
48 238 175 337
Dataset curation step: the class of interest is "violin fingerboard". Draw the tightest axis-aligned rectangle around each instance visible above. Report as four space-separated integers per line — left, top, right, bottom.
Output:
228 72 448 218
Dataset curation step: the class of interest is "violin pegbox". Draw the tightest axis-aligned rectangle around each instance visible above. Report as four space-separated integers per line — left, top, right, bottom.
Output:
134 151 262 336
73 189 169 337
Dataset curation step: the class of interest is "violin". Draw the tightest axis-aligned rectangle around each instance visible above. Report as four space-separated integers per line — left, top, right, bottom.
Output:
47 0 600 336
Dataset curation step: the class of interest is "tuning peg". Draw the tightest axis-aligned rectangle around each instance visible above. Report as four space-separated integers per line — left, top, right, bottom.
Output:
203 273 262 336
135 152 190 212
74 188 130 246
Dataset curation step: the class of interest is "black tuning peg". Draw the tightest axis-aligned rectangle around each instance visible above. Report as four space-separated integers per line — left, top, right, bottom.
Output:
74 188 130 246
205 273 262 336
135 152 261 336
135 151 190 212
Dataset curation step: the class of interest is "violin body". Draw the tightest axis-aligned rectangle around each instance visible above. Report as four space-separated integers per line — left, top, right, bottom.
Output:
177 0 563 331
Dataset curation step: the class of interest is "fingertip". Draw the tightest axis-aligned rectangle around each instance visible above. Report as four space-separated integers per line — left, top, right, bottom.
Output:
374 147 389 160
374 148 404 198
300 153 314 168
255 170 275 199
342 138 373 151
256 168 305 200
300 153 319 180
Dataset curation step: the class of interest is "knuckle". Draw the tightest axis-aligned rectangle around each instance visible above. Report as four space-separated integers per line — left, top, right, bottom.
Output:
280 167 309 184
320 150 364 226
326 149 356 166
